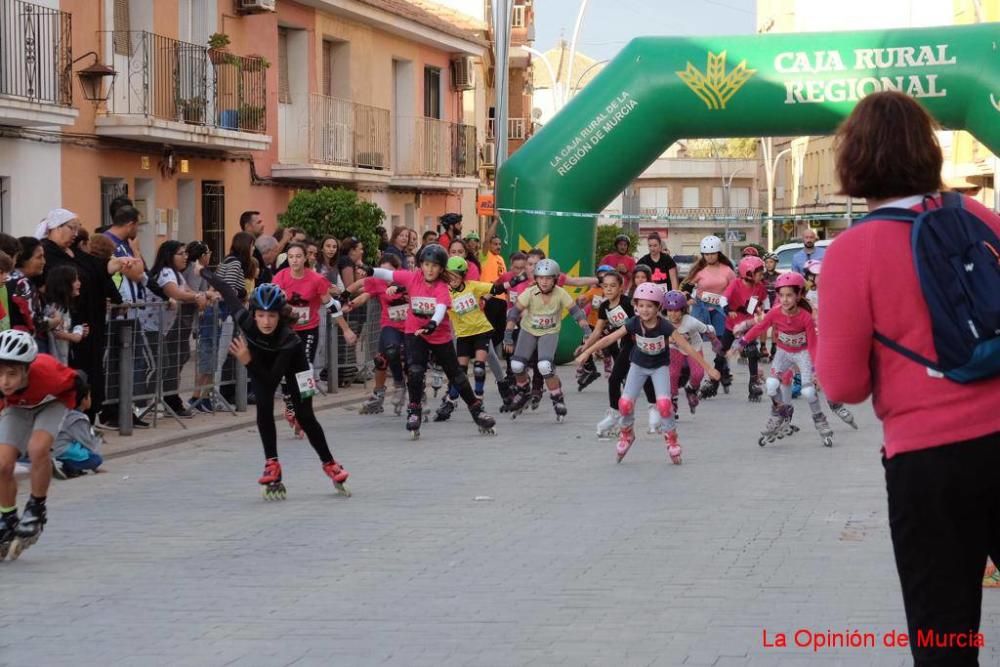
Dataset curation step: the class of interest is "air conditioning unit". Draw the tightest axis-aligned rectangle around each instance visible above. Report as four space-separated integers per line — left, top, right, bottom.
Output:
451 57 475 91
235 0 276 14
482 141 496 166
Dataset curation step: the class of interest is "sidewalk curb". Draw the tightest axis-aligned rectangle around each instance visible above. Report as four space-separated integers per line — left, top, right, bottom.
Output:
104 392 368 461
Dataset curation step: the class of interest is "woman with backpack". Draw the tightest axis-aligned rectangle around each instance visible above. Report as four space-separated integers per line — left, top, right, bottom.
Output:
818 91 1000 667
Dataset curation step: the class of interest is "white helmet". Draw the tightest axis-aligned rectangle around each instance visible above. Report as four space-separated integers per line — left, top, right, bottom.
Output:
0 329 38 364
700 235 723 254
533 258 560 277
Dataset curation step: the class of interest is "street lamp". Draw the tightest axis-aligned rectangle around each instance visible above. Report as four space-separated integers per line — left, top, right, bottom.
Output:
721 166 745 257
761 137 791 251
73 51 116 105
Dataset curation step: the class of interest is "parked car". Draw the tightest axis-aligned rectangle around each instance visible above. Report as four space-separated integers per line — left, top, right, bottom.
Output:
772 240 833 273
672 254 696 280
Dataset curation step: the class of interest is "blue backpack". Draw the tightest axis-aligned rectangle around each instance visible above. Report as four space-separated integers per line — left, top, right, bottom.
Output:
856 192 1000 383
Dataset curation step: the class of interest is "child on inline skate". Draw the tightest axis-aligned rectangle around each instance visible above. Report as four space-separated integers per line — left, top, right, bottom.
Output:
760 253 780 361
504 259 593 422
369 244 496 438
0 329 84 559
344 253 408 416
662 290 722 415
722 256 769 402
684 235 737 398
433 255 507 421
576 283 720 464
576 264 616 390
728 272 834 447
200 272 351 500
578 270 658 437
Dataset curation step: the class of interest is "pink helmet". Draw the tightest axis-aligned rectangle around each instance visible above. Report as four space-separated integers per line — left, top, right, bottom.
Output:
775 271 806 291
803 259 823 275
738 256 765 279
632 282 664 307
662 290 688 311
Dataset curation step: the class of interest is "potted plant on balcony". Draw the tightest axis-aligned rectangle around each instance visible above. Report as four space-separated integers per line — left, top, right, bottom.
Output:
178 97 207 124
207 33 231 65
238 103 265 132
243 55 271 72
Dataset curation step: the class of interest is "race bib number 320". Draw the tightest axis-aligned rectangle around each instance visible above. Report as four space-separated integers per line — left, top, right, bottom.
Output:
388 304 408 321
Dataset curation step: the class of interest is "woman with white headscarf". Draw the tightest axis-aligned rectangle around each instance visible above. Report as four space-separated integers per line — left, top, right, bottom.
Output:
39 209 122 422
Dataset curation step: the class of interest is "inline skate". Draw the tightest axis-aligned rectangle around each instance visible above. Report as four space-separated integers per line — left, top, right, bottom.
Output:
616 425 636 463
359 387 385 415
508 383 532 419
829 402 858 429
0 513 18 561
434 395 457 422
720 371 734 395
429 363 444 397
259 458 286 501
779 404 800 438
470 400 497 435
406 403 423 439
813 412 834 447
322 460 352 497
551 392 567 423
665 430 682 465
759 405 788 447
596 408 620 439
529 388 543 411
497 378 516 413
684 383 700 414
576 359 601 392
699 378 720 400
8 498 46 560
391 383 406 416
748 377 764 403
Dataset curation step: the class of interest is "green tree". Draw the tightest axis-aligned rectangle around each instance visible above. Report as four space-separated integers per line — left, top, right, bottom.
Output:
595 225 638 265
683 138 759 158
278 187 385 263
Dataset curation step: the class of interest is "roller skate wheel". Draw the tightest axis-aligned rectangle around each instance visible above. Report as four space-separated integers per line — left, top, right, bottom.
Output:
616 454 625 464
262 483 286 501
556 415 565 423
479 427 497 436
410 431 420 440
8 538 25 561
758 436 767 447
822 437 833 448
335 482 352 497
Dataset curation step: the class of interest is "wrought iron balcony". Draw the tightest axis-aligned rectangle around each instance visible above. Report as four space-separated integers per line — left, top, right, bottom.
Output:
308 94 390 170
0 0 76 126
486 117 527 141
395 117 477 181
97 31 269 150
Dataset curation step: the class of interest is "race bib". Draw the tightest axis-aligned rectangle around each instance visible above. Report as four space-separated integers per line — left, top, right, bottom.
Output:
453 293 478 315
388 304 408 322
778 331 807 347
606 306 628 329
635 334 667 355
295 370 317 399
747 296 759 314
699 291 723 306
410 296 437 317
291 305 310 326
591 295 604 309
530 313 558 330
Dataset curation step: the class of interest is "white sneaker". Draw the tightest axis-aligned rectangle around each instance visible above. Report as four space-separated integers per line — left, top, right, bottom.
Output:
596 408 619 438
647 405 664 434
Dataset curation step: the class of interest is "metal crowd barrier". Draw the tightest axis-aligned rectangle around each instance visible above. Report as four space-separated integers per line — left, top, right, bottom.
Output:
101 297 381 435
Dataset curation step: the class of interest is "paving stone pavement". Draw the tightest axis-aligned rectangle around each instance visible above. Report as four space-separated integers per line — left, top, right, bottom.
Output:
1 363 997 667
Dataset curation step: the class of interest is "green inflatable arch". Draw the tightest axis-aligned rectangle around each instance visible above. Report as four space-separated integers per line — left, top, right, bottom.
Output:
496 23 1000 361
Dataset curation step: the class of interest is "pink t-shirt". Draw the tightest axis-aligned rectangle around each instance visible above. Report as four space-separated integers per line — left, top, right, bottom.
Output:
691 264 736 305
273 268 331 331
817 194 1000 459
723 279 769 332
391 270 453 344
742 306 816 356
363 277 407 331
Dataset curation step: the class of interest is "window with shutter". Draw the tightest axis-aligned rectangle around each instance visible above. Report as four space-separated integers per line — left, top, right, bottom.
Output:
113 0 131 55
278 28 291 104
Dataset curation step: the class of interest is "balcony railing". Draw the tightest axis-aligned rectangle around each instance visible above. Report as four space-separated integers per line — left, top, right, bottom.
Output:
308 94 390 170
0 0 72 106
396 117 477 178
486 117 526 141
102 31 266 133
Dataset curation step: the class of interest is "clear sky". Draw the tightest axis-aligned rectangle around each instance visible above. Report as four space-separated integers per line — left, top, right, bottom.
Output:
533 0 757 62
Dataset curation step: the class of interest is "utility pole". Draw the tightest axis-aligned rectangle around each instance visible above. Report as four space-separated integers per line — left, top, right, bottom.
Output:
493 0 513 174
761 136 791 252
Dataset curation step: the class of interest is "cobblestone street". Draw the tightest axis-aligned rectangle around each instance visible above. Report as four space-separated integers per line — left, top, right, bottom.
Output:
2 365 998 666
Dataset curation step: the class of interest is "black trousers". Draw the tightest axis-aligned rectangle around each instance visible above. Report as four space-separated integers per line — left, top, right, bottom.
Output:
884 431 1000 666
253 344 333 464
405 334 475 407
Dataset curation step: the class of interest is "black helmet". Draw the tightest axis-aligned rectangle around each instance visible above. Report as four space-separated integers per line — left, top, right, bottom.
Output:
251 283 286 312
633 263 652 277
439 213 463 228
417 243 449 268
615 234 631 246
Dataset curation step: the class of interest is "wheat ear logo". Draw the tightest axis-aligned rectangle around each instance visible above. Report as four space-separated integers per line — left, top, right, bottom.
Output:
676 50 756 110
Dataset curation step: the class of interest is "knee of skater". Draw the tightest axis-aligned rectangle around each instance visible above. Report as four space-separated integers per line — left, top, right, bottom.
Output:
765 377 781 396
385 345 402 364
408 364 426 382
618 396 635 417
801 385 817 402
510 358 526 375
473 361 487 379
656 397 673 418
0 458 14 478
373 353 389 371
537 360 554 377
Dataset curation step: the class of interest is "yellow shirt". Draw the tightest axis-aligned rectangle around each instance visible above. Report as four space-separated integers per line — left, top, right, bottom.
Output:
517 285 574 337
448 280 495 339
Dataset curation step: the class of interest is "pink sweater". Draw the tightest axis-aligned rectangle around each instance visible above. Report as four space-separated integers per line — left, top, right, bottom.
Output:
817 194 1000 459
742 306 817 357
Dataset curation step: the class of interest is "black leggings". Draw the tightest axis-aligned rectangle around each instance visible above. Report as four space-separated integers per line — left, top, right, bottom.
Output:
718 330 758 380
406 334 476 407
254 348 333 464
608 340 655 409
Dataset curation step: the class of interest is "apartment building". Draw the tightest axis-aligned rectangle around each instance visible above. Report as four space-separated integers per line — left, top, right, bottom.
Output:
0 0 487 256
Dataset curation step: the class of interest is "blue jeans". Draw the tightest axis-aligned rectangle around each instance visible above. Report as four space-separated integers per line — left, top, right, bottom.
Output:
691 301 726 337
